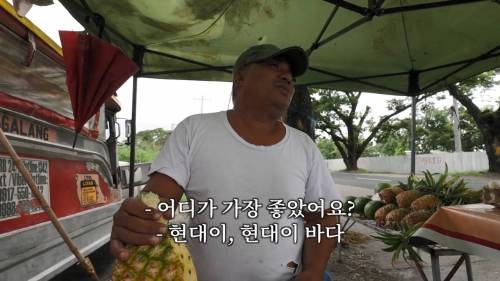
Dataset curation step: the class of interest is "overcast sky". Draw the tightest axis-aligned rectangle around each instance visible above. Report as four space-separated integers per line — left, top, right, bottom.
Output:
15 0 499 134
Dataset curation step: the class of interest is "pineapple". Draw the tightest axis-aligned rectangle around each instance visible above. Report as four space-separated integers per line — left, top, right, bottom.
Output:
374 204 397 226
401 210 433 228
410 194 441 211
112 192 198 281
384 208 410 229
396 190 421 208
378 189 396 204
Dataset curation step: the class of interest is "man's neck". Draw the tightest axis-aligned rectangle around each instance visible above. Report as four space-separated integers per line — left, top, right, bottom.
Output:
227 109 286 146
228 108 281 133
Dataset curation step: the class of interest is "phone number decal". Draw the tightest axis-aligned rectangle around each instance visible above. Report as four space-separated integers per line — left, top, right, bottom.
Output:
0 155 49 221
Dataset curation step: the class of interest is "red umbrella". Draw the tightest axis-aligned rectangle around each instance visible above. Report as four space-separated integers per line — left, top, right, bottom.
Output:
59 31 138 138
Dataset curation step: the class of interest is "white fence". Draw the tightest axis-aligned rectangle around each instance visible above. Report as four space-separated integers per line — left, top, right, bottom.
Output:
326 151 489 173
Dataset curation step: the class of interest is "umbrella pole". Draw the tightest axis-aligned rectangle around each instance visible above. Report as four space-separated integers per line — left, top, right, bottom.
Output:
0 128 100 281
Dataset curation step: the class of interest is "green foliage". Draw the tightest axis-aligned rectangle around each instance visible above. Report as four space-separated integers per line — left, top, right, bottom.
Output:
374 103 485 155
459 107 485 151
457 71 498 94
397 175 420 191
371 223 423 265
118 145 130 162
418 106 454 153
316 137 340 159
118 128 171 163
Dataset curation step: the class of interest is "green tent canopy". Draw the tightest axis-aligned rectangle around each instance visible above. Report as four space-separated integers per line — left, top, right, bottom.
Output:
57 0 500 182
60 0 500 96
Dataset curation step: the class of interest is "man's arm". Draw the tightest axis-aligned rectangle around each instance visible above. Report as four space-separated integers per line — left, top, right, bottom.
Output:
110 172 184 260
296 211 338 281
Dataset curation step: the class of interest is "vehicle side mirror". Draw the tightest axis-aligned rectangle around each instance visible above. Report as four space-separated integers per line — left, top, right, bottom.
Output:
125 119 131 145
115 121 121 139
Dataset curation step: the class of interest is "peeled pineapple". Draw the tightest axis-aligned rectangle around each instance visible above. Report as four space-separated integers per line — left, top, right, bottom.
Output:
112 192 198 281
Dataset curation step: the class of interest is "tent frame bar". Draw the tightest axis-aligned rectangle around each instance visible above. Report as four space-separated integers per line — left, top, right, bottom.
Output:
315 15 371 50
304 49 499 91
142 66 232 77
422 44 500 91
309 67 407 94
79 0 105 38
323 0 487 16
307 5 340 55
382 0 486 15
144 49 233 75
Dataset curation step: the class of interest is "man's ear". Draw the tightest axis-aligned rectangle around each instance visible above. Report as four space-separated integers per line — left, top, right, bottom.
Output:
233 69 245 88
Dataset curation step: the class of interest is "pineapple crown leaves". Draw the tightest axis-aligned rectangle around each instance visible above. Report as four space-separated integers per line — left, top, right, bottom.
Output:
441 178 470 205
398 175 420 191
416 164 473 206
417 165 448 194
371 223 423 266
462 189 484 204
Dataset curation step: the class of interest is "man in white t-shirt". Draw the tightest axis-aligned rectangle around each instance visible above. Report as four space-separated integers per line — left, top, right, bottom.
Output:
111 44 342 281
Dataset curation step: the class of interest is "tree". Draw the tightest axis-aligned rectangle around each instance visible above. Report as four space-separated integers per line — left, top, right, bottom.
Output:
459 107 484 151
316 137 340 159
118 128 171 163
374 102 485 156
373 118 411 156
418 105 454 153
312 90 431 170
447 71 500 173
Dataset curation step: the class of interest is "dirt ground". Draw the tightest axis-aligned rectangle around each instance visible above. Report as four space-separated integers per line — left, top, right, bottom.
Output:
326 231 402 281
326 225 499 281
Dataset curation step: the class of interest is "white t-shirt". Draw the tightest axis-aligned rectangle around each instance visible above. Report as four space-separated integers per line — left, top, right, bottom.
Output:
149 111 342 281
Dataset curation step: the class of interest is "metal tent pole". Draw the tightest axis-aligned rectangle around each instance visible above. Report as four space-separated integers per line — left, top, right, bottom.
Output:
408 71 420 175
411 96 417 175
128 46 144 198
128 74 138 198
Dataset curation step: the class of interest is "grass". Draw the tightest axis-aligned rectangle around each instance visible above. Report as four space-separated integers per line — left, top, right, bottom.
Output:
341 168 372 173
449 170 490 177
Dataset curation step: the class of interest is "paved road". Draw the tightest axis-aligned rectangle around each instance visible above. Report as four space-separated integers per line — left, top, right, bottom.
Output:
332 171 493 190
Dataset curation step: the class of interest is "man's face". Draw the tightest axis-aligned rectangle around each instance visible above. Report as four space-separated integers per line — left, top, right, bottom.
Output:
235 57 295 113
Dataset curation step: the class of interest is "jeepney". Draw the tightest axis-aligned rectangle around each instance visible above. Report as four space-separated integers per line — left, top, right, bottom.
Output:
0 2 126 280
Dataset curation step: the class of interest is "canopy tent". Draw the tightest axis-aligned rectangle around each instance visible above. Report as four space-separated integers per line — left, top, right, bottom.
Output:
57 0 500 192
59 0 500 95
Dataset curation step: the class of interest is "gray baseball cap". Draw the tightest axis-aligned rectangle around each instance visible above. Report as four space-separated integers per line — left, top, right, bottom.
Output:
233 44 309 77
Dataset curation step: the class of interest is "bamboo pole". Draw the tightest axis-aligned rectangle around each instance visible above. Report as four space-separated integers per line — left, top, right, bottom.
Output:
0 128 100 281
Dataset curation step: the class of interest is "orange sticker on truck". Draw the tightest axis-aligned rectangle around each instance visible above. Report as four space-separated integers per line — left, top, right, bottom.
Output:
75 174 105 206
